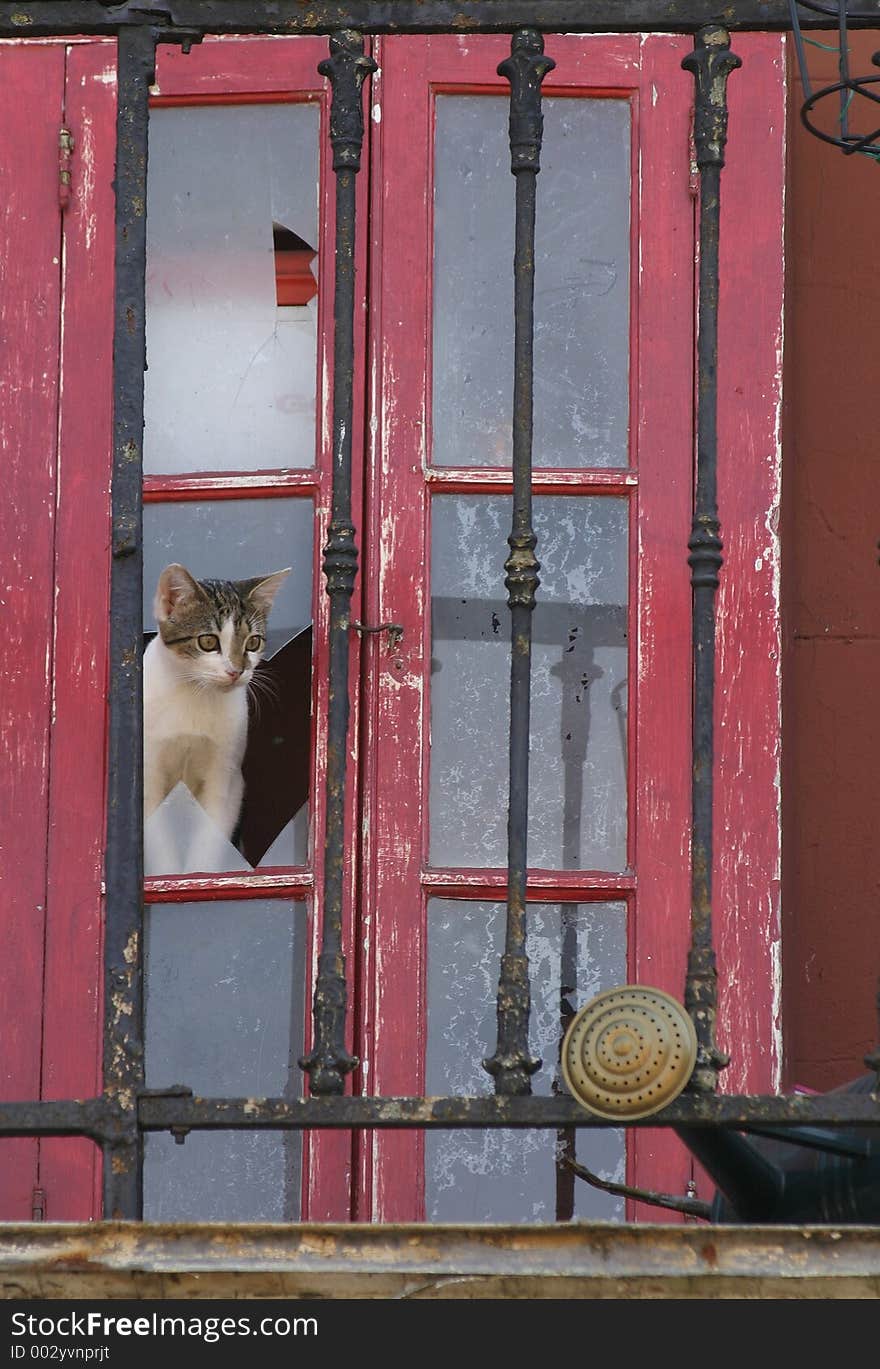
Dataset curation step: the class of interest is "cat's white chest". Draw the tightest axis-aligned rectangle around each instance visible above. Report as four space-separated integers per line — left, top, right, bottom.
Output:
143 638 249 763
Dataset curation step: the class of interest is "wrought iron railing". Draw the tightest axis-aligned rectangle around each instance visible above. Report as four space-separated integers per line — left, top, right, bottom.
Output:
2 0 880 1225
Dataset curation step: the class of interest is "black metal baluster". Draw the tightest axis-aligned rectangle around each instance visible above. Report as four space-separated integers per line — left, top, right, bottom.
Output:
681 25 740 1093
102 20 157 1220
483 29 554 1097
300 30 375 1095
102 16 200 1220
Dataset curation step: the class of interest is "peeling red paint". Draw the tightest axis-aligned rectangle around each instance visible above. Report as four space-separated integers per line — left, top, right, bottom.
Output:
713 35 784 1101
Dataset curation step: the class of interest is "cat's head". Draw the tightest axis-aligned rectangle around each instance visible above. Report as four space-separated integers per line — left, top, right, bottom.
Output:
152 563 291 690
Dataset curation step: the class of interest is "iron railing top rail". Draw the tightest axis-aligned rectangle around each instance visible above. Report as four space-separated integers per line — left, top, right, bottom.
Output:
2 0 880 38
1 1089 879 1146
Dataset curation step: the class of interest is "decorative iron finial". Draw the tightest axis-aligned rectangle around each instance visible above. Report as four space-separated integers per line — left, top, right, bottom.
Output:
322 520 358 601
682 25 742 169
504 528 540 613
300 951 358 1094
483 948 543 1096
497 28 556 173
318 29 377 172
688 517 724 592
684 947 731 1093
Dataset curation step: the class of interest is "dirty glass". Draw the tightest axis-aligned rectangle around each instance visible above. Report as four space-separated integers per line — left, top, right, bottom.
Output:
430 495 628 870
143 898 306 1221
433 95 630 469
143 498 312 875
426 898 627 1221
144 103 320 474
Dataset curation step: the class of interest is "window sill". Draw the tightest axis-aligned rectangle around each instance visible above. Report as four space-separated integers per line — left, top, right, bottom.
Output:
0 1221 877 1299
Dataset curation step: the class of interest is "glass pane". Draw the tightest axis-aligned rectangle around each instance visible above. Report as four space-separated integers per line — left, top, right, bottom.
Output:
433 95 630 469
430 496 628 869
143 898 305 1221
426 898 627 1222
143 499 312 875
145 103 320 473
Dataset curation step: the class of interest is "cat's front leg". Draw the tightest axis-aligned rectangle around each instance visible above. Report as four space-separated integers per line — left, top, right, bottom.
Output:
143 756 167 821
184 767 245 873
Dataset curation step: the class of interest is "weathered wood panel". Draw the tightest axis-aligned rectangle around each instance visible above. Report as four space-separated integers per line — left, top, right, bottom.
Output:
714 33 785 1096
628 32 696 1220
38 39 117 1222
0 40 65 1219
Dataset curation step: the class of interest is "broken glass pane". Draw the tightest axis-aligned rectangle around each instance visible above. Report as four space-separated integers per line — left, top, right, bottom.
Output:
433 95 630 469
144 103 320 474
430 495 628 870
426 898 627 1221
143 898 305 1221
143 499 312 875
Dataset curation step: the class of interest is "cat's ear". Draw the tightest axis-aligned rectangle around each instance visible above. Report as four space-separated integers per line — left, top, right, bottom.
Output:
245 568 291 617
154 563 204 622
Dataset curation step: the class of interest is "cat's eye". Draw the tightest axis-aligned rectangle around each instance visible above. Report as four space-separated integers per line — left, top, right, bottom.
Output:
245 634 263 653
197 633 220 652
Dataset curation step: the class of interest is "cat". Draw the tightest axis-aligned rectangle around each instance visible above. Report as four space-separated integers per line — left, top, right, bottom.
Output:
143 562 290 873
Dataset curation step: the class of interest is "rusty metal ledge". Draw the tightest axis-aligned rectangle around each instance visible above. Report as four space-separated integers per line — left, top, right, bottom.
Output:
1 1223 880 1299
4 0 880 37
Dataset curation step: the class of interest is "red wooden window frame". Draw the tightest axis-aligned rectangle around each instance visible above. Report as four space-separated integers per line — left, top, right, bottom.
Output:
357 31 784 1221
0 30 783 1226
142 35 366 1223
0 38 70 1224
363 32 703 1221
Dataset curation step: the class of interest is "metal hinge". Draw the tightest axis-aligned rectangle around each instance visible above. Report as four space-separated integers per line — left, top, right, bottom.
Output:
31 1187 46 1221
59 126 74 210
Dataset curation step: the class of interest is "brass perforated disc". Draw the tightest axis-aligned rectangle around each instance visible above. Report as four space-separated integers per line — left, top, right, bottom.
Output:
561 985 697 1120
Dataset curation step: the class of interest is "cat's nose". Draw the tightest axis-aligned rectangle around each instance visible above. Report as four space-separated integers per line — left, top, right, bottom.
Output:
225 667 242 681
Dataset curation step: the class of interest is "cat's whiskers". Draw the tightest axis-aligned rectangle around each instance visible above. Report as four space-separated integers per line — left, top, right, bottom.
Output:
249 667 280 701
247 666 279 725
